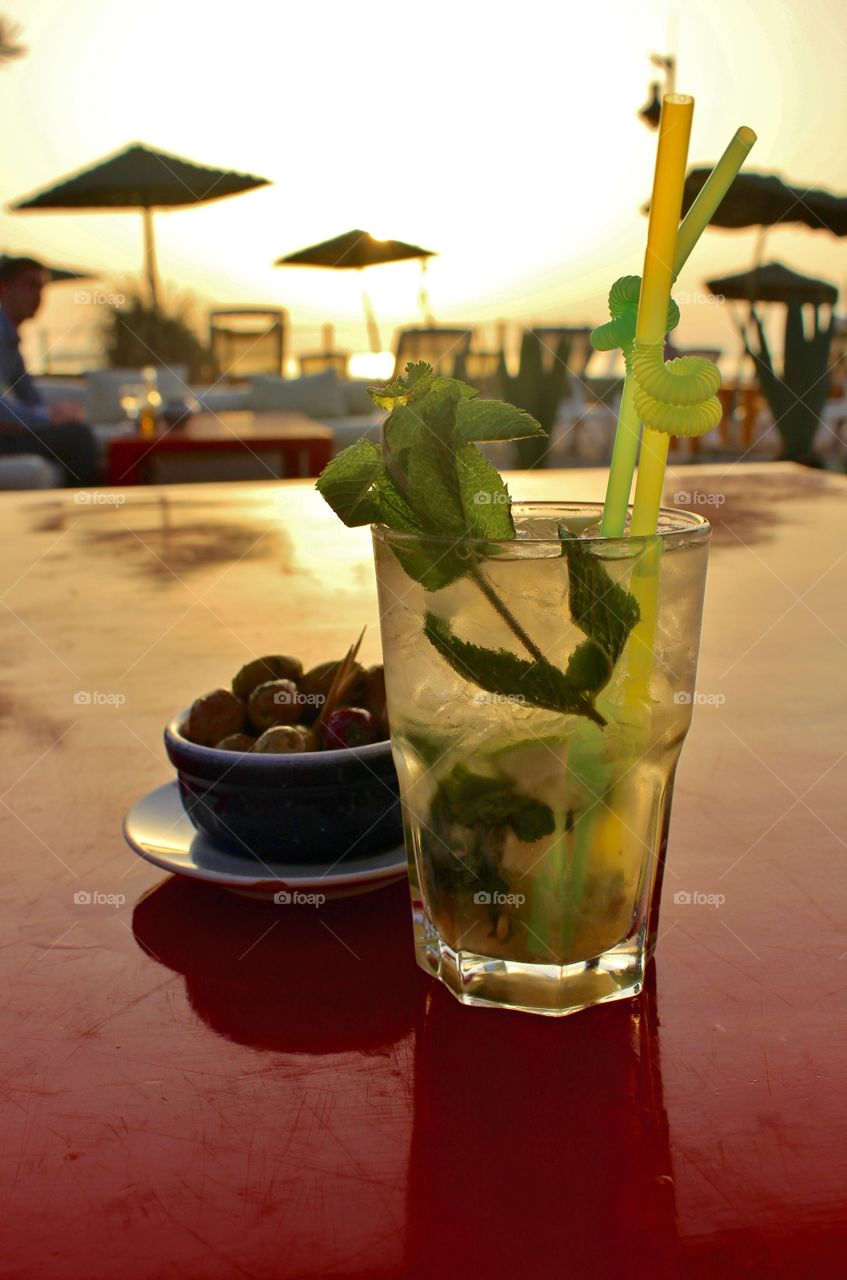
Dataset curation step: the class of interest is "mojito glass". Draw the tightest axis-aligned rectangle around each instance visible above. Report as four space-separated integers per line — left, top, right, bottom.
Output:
373 502 710 1017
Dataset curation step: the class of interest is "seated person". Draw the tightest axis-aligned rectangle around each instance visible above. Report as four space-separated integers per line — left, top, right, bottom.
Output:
0 256 98 486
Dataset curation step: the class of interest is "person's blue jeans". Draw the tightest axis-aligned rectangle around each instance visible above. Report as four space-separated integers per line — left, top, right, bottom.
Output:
0 421 99 486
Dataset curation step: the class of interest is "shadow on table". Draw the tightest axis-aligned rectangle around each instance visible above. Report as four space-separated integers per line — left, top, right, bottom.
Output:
28 492 288 579
132 875 421 1054
670 465 842 548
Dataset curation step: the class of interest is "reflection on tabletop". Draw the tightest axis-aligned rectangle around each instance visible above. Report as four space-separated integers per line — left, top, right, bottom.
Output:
134 874 687 1275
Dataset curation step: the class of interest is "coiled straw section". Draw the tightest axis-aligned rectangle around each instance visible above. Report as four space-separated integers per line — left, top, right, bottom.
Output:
590 276 680 369
631 341 722 436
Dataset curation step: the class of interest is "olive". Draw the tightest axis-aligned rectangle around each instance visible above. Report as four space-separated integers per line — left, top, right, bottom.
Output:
214 733 256 752
252 725 312 754
184 688 245 746
232 655 303 702
247 679 301 732
360 665 389 737
322 707 376 750
298 659 367 724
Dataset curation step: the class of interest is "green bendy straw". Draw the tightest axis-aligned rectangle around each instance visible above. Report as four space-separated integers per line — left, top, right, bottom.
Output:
597 125 757 537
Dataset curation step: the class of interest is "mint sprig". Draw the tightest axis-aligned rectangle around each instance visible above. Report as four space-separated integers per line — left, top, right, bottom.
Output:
424 613 607 727
319 363 544 542
560 531 641 695
316 362 638 729
431 763 555 842
317 362 543 590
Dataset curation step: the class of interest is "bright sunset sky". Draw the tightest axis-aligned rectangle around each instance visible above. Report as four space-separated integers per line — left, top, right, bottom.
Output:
2 0 846 372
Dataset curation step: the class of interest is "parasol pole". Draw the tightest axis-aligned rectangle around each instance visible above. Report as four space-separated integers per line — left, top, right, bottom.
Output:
418 257 434 324
359 270 382 352
142 205 161 315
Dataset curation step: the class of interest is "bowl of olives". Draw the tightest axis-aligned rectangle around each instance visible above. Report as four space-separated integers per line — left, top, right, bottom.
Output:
164 651 402 864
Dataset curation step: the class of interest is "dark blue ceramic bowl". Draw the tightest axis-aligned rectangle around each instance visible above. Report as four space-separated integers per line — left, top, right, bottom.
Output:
164 710 403 864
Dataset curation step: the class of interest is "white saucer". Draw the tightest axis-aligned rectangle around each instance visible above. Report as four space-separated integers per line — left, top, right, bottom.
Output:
123 781 408 899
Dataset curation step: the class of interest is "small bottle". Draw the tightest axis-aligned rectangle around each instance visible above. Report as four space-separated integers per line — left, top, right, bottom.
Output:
137 366 161 438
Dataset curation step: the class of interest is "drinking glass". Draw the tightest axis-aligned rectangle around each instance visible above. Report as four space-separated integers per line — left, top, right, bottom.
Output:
373 502 710 1016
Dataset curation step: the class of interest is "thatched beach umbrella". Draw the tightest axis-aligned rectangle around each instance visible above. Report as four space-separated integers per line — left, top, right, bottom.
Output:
10 143 270 312
680 169 847 237
276 229 435 351
706 261 839 307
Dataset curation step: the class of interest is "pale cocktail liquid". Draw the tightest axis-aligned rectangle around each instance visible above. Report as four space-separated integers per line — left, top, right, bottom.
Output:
374 505 709 1015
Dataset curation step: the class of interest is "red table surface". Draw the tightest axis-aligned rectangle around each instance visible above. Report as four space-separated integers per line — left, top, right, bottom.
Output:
1 465 846 1279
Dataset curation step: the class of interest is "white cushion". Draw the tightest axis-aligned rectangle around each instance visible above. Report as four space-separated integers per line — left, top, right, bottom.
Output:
33 380 86 409
248 369 347 419
85 366 189 424
329 414 386 454
342 379 377 415
191 387 251 413
0 455 64 488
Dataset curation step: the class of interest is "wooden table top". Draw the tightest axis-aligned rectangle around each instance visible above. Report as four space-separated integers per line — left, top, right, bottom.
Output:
1 463 845 1278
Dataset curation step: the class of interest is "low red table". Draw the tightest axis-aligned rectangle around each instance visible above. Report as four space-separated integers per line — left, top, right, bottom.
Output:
1 465 845 1278
107 410 334 485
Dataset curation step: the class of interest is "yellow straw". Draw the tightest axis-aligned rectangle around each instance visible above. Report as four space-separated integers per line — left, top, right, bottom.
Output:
632 120 758 536
629 95 693 536
599 126 757 535
618 95 695 722
635 97 694 342
599 95 691 538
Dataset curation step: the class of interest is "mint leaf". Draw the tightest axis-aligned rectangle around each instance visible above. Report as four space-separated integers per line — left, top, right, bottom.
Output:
455 398 545 443
432 763 555 841
424 612 606 727
564 638 613 694
407 443 468 537
455 445 515 540
367 471 424 532
383 402 427 454
562 533 640 686
315 438 384 526
369 361 432 410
